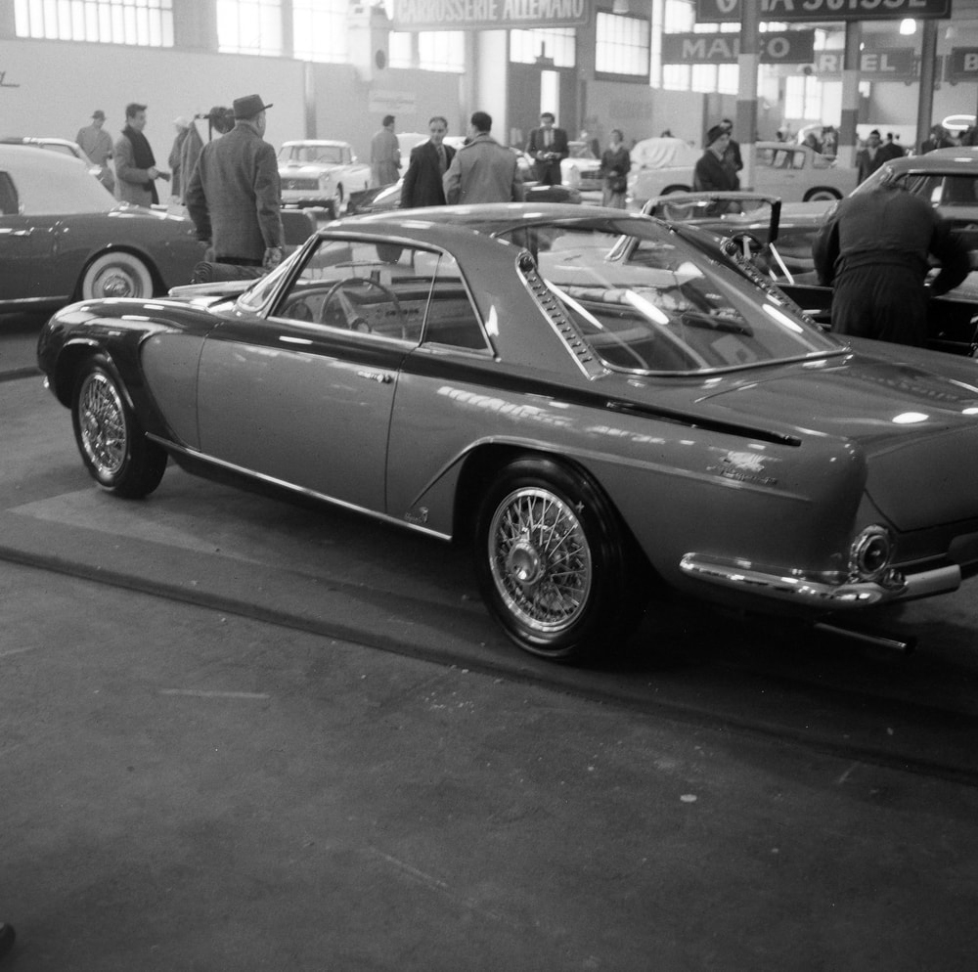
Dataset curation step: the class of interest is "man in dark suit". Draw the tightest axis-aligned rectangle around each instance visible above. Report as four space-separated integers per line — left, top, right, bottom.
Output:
526 112 569 186
401 116 456 209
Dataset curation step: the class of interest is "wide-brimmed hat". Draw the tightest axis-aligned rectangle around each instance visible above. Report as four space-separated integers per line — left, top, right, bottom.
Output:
92 110 106 120
705 124 727 147
233 94 273 118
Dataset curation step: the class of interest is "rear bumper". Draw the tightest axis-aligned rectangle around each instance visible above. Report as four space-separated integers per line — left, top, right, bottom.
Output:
679 554 962 609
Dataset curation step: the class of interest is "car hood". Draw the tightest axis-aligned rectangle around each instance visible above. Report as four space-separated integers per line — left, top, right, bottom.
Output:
687 350 978 530
279 163 331 178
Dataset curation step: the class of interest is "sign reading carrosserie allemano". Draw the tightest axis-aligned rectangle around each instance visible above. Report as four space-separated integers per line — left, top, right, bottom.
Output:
694 0 951 22
390 0 590 31
662 31 815 64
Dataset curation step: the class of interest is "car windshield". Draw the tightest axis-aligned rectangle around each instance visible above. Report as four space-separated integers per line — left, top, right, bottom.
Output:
498 220 839 375
281 145 345 165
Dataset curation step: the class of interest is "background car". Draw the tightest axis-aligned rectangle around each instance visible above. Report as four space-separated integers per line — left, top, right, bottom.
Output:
643 187 978 357
1 135 102 181
37 204 978 666
560 140 603 192
278 139 372 218
628 137 855 207
0 144 206 309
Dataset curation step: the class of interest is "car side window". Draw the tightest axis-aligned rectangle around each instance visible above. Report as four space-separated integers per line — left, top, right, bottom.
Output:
421 253 490 352
270 237 436 343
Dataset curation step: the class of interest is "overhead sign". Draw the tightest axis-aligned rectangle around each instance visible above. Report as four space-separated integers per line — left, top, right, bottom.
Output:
390 0 589 31
813 48 916 80
695 0 951 22
662 31 816 65
948 48 978 82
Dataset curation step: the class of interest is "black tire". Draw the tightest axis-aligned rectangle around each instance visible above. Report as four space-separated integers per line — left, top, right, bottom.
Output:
803 187 842 202
474 457 645 664
71 355 167 498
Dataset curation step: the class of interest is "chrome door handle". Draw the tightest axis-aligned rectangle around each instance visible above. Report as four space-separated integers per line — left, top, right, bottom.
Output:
356 370 393 384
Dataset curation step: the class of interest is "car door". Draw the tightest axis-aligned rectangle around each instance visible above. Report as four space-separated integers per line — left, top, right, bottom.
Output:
195 235 434 513
0 171 63 304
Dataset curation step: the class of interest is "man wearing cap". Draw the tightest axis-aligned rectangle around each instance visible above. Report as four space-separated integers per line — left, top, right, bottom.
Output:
185 94 285 270
76 109 114 192
694 126 739 192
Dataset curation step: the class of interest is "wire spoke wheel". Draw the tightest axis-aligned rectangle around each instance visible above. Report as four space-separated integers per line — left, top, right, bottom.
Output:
489 487 592 634
78 371 128 478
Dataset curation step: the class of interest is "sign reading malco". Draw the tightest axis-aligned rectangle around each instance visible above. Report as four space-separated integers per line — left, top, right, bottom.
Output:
695 0 951 22
391 0 589 31
662 31 816 64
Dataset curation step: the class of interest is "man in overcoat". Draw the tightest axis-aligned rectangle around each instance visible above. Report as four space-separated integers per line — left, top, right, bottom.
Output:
443 111 524 205
114 103 169 206
401 116 456 209
370 115 401 187
185 94 284 269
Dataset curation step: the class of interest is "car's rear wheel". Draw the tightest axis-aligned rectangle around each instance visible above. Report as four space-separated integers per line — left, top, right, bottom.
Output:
474 457 645 664
803 187 842 202
72 355 167 498
79 251 154 300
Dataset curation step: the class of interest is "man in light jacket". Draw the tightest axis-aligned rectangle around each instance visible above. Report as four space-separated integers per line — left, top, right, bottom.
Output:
185 93 284 269
443 111 523 205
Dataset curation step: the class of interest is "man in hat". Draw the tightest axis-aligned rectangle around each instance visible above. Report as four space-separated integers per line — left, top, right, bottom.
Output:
76 109 115 192
114 102 170 206
185 94 284 270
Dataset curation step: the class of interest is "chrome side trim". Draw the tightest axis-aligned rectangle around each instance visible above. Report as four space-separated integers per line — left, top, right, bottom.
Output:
679 554 962 609
148 436 453 542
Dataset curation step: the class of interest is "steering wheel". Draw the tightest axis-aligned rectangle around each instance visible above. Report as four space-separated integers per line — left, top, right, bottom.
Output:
724 232 766 261
318 277 406 338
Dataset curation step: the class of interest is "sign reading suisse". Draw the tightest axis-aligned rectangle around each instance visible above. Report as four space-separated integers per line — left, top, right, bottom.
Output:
695 0 951 22
391 0 589 31
662 31 815 65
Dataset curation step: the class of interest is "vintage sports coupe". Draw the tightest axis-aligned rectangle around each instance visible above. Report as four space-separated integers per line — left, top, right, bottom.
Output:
37 204 978 663
0 144 206 311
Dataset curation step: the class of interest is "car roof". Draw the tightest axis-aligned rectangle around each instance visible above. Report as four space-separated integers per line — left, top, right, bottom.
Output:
876 149 978 172
281 140 349 148
331 202 645 243
0 143 88 172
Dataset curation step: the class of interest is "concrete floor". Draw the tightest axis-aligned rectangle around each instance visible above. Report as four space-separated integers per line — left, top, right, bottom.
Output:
3 313 978 970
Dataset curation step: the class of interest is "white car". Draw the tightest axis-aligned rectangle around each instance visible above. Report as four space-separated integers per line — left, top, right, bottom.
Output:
560 140 603 192
278 140 371 218
1 136 102 181
629 137 856 206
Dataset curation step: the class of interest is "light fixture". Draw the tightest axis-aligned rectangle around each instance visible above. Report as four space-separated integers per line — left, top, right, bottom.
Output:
612 0 629 13
899 18 916 35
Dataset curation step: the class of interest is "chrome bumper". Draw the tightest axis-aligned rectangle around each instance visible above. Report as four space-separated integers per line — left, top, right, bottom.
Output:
679 554 962 609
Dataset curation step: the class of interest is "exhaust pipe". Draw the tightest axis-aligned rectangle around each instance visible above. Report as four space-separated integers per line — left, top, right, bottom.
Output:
814 621 917 654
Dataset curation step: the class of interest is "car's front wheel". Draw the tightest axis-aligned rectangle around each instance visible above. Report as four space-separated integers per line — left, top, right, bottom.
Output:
79 251 154 300
72 355 167 498
474 458 645 664
803 187 842 202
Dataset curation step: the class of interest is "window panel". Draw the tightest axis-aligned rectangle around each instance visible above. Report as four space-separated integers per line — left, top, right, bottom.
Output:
510 27 575 68
14 0 174 46
596 12 649 79
218 0 282 56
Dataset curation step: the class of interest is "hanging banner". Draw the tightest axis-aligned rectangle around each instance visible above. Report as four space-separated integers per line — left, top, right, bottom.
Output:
948 48 978 82
390 0 590 31
694 0 951 22
813 48 916 80
662 31 816 65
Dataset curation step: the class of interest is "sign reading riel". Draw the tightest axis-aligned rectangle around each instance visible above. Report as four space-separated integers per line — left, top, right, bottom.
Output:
662 31 815 65
391 0 589 31
695 0 951 22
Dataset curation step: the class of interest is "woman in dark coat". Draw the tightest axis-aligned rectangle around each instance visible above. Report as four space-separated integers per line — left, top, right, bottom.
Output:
600 129 630 209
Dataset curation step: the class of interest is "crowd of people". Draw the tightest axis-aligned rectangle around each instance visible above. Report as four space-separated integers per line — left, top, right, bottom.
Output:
69 99 974 354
